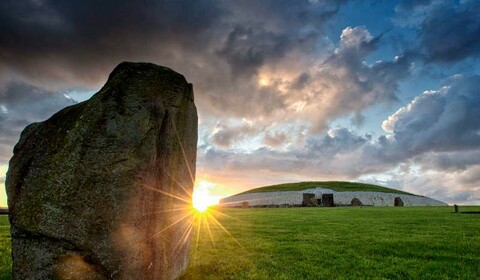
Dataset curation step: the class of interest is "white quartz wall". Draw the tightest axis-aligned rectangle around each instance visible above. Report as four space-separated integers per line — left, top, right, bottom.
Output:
220 187 447 207
221 191 303 207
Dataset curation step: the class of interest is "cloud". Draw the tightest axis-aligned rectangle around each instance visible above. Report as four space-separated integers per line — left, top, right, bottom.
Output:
0 0 226 88
200 127 385 182
263 132 288 148
217 25 292 77
0 82 76 163
198 75 480 204
0 0 360 132
394 0 480 63
0 0 346 89
1 1 478 206
0 0 352 165
359 165 480 205
0 1 408 141
419 1 480 63
297 26 412 131
289 72 311 91
208 25 412 134
211 122 258 148
420 150 480 172
215 0 347 77
382 75 480 157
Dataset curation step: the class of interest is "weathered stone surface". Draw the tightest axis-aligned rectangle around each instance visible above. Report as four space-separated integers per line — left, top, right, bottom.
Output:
351 198 363 206
6 62 197 279
302 193 315 206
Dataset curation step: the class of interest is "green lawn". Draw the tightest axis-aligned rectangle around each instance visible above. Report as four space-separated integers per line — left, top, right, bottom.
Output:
1 207 479 279
182 206 479 279
0 216 10 280
236 181 414 196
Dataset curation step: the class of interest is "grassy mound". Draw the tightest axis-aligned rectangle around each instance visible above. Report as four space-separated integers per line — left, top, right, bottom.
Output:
236 181 414 196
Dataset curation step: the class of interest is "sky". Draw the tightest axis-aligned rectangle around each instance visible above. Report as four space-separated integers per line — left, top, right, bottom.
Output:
1 0 480 207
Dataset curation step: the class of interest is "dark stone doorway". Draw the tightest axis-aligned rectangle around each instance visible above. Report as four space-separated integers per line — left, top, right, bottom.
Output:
322 194 334 207
394 197 404 206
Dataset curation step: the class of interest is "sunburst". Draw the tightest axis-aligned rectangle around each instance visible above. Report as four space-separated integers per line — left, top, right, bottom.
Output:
137 119 242 264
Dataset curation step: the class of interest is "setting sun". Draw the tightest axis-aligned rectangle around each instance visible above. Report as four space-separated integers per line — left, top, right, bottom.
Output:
192 180 220 212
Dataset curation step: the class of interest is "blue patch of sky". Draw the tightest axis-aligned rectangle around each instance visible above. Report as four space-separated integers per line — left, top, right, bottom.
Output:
326 0 480 137
323 1 413 137
328 105 390 138
327 1 404 59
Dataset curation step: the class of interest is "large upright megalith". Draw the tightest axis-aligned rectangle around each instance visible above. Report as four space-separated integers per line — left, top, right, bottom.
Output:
6 62 198 279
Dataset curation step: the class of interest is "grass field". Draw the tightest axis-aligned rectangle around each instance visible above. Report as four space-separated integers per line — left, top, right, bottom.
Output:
236 181 414 196
182 206 479 279
0 215 10 280
1 207 479 279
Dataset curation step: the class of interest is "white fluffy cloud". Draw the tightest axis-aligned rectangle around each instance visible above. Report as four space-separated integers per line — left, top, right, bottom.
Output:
383 75 480 157
199 75 480 204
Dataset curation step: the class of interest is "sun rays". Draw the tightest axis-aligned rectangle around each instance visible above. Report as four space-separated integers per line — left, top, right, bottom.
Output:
192 180 220 212
135 118 242 262
140 175 242 260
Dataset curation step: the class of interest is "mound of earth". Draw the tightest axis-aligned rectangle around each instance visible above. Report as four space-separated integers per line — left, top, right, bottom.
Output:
220 181 447 207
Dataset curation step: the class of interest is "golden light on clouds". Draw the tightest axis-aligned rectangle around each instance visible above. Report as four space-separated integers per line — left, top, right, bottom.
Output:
258 77 270 87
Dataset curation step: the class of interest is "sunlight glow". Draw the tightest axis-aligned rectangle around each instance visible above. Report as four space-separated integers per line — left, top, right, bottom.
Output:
135 119 241 261
258 77 269 87
192 180 220 212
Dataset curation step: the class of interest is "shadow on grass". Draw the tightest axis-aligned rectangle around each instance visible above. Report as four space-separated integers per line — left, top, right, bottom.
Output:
460 211 480 214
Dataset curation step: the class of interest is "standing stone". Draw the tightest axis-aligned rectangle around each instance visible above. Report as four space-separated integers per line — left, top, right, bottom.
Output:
351 198 363 207
6 62 197 279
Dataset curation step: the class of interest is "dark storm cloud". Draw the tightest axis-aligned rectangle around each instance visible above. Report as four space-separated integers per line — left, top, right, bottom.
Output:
225 0 347 43
0 0 226 86
217 25 291 77
0 0 353 158
0 0 348 86
419 2 480 63
216 0 347 77
0 82 76 163
289 72 311 91
0 0 351 119
0 0 224 51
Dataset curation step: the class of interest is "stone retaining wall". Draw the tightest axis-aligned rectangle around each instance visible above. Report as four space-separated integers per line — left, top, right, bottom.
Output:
220 187 447 207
